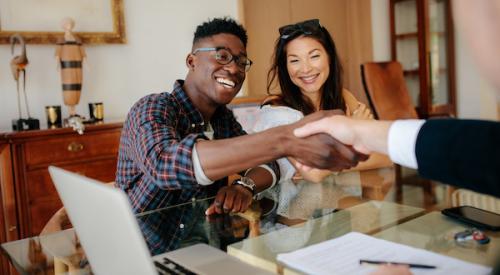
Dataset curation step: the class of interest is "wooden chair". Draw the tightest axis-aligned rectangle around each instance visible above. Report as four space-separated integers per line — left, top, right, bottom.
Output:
360 61 436 205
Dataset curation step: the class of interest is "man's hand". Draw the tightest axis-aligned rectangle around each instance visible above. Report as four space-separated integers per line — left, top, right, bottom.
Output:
294 115 393 155
284 111 369 171
205 185 253 215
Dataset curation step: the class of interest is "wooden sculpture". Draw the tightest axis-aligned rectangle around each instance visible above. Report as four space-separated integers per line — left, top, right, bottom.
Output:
10 34 30 119
55 17 86 117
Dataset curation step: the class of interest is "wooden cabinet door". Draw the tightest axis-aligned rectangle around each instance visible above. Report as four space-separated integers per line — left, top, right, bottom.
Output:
23 158 118 236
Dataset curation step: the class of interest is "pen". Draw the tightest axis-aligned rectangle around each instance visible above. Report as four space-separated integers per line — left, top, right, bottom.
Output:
360 259 437 269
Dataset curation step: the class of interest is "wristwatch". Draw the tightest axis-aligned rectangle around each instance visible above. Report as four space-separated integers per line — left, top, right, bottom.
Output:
232 176 256 195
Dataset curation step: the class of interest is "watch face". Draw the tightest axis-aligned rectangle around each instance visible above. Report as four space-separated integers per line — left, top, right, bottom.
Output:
234 177 256 194
243 177 256 188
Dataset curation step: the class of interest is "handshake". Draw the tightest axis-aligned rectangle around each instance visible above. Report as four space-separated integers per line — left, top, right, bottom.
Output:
286 110 371 172
206 110 379 216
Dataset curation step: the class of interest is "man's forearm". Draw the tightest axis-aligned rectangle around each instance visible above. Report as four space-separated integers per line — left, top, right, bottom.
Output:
198 110 366 180
196 125 288 181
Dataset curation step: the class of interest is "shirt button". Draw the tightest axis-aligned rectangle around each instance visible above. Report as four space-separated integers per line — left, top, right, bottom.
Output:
179 223 184 229
191 124 195 128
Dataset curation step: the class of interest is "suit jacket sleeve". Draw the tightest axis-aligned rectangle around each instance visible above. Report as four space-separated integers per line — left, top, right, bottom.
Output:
415 119 500 197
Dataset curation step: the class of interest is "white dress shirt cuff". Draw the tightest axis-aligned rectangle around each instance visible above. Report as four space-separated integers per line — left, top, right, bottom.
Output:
388 119 425 169
192 144 214 186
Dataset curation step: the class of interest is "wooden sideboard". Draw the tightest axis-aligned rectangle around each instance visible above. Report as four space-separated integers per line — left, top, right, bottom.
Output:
0 122 122 246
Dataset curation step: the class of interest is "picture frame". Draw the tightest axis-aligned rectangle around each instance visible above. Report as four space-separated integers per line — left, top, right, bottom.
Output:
0 0 125 44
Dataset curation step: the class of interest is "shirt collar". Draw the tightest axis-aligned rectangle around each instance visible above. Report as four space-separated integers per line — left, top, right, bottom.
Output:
171 80 205 126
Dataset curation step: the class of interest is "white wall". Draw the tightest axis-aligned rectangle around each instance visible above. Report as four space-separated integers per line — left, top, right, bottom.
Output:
454 29 498 120
0 0 239 130
370 0 498 120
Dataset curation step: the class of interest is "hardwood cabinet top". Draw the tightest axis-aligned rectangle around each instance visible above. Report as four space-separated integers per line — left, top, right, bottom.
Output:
0 121 123 142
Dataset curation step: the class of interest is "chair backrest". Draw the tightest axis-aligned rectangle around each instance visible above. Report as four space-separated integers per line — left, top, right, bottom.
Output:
361 61 418 120
452 189 500 214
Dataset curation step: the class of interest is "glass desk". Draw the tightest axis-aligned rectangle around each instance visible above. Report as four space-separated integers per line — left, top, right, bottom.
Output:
1 167 495 274
0 199 424 275
374 211 500 267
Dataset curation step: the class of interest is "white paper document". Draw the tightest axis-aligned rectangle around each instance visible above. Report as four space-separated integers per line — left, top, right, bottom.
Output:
277 232 492 275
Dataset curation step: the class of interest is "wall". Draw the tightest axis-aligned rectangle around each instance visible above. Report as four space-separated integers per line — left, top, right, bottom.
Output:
370 0 498 120
454 30 498 120
3 0 496 131
370 0 390 61
0 0 239 130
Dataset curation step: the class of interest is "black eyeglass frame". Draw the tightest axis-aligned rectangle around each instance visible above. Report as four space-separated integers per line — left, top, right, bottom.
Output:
192 47 253 72
278 19 321 40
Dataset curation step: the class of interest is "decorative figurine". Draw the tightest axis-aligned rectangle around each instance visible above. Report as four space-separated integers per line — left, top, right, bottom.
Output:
10 33 40 131
55 17 86 134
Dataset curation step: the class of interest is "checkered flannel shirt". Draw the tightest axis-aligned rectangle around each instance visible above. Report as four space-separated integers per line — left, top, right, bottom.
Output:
115 80 279 252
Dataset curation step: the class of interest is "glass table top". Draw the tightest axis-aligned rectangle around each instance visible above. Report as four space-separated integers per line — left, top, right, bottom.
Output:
2 167 495 274
374 211 500 268
0 167 399 274
1 199 425 275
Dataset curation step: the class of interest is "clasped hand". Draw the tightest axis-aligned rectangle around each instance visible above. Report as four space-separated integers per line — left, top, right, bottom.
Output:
285 110 369 171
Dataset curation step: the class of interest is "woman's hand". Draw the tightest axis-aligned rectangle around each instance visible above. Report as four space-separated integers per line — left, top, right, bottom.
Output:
352 103 374 120
290 157 332 183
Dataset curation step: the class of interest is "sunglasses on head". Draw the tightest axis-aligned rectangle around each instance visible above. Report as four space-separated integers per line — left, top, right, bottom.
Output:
278 19 321 40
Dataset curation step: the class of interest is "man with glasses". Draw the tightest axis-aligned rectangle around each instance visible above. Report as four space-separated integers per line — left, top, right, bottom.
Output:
115 17 365 252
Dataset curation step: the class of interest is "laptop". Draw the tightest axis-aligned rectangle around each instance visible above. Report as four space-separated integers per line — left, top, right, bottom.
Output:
48 166 272 275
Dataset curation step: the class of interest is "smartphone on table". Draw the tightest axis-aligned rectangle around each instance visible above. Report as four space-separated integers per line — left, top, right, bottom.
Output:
441 205 500 231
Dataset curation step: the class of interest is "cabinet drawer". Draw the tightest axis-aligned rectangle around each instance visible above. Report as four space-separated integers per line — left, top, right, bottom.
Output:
26 158 118 203
24 131 121 166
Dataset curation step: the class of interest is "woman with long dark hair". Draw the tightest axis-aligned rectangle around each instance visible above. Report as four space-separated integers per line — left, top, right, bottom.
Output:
253 19 391 220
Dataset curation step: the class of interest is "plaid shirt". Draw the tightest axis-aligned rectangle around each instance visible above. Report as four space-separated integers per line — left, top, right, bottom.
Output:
116 80 279 251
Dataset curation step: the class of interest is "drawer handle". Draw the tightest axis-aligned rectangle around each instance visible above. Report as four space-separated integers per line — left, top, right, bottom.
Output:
67 142 84 152
8 225 17 232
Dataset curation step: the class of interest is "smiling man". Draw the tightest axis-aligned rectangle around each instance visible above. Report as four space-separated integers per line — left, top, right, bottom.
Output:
115 17 364 251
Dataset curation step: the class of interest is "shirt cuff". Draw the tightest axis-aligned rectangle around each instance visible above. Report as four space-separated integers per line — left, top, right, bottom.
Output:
245 164 277 191
192 144 214 186
388 119 425 169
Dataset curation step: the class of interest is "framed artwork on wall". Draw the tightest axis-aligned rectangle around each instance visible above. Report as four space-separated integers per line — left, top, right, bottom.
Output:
0 0 125 44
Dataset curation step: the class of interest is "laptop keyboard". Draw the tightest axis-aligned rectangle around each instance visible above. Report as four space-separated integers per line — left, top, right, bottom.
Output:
154 257 198 275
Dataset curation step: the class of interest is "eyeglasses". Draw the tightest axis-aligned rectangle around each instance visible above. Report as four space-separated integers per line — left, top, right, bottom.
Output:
279 19 321 40
192 47 253 72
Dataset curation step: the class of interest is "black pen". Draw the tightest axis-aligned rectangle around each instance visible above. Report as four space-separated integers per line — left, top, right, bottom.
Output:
360 259 437 269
